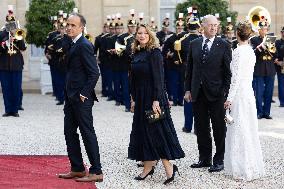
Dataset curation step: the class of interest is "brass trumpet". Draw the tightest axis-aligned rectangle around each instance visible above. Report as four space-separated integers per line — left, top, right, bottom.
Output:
15 29 26 40
115 41 126 56
248 6 271 32
263 35 277 54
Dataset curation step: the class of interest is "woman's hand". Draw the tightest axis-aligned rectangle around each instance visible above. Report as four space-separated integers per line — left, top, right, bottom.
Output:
152 101 161 114
224 101 232 109
130 101 135 113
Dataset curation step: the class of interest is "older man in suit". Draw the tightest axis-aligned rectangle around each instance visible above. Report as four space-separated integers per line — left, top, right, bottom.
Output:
58 13 103 182
184 15 232 172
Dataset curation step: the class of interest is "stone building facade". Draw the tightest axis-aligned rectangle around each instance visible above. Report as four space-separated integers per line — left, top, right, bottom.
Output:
0 0 283 83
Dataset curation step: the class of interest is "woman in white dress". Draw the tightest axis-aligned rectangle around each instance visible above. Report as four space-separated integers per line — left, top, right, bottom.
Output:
224 21 265 181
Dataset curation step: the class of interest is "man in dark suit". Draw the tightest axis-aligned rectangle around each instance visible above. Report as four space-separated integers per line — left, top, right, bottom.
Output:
184 15 232 172
58 13 103 182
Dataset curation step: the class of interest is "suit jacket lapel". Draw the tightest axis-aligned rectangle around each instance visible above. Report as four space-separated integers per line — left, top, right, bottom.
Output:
67 36 84 65
206 38 219 61
196 38 203 63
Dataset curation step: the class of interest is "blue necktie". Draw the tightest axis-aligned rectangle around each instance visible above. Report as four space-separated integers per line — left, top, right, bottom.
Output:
202 38 210 63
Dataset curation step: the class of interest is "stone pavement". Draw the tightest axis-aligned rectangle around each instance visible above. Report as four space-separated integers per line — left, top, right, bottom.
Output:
0 94 283 189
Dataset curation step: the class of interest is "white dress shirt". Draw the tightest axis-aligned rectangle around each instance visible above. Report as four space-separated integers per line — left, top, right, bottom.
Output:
202 35 215 51
72 33 82 44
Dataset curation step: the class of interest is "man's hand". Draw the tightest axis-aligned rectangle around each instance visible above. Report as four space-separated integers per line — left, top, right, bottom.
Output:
80 94 87 102
256 42 266 52
184 91 192 103
167 51 173 58
274 58 284 66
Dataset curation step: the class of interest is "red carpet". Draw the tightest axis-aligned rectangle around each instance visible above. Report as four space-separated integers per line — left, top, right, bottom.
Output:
0 155 97 189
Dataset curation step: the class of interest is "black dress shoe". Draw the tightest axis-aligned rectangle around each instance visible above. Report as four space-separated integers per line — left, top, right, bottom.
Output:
182 127 191 133
2 113 12 117
115 102 121 106
257 115 263 119
11 113 19 117
208 164 224 172
263 115 272 119
56 101 64 105
19 106 24 111
190 160 212 168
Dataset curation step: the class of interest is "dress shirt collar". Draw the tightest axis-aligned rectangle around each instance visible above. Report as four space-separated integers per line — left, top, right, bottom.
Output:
72 33 82 44
202 35 215 44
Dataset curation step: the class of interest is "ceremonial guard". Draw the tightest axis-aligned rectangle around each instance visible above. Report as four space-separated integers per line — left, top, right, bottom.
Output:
224 17 237 49
250 18 276 119
274 26 284 107
94 16 111 97
178 10 201 133
104 16 116 101
163 13 187 106
45 11 61 103
112 13 134 111
53 14 72 105
158 15 173 95
124 10 137 60
149 17 158 32
0 6 27 117
107 14 124 104
156 13 173 47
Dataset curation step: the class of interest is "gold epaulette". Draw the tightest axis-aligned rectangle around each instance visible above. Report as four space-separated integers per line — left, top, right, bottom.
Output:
124 34 133 46
174 33 190 64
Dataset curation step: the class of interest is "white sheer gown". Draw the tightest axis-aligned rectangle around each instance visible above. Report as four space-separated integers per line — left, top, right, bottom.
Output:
224 44 265 181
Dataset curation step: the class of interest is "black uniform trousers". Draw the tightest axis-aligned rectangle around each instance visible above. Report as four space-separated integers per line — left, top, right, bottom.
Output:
192 87 226 164
0 70 22 113
63 95 102 174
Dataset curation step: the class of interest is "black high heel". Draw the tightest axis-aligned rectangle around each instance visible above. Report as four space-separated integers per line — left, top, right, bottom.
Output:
134 166 155 180
163 164 180 185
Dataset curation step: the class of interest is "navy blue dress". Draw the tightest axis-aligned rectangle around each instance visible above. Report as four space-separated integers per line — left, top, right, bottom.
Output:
128 48 185 161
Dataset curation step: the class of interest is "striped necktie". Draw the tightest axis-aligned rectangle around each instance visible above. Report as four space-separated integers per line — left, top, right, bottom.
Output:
201 38 210 63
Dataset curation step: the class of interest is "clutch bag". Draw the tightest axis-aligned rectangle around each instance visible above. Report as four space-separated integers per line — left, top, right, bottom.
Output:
224 109 234 125
145 108 165 124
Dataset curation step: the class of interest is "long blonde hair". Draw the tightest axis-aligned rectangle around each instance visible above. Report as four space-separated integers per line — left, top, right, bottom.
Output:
132 24 160 53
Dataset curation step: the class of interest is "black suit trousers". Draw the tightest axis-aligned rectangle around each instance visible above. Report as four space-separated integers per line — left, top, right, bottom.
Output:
64 96 102 174
192 87 226 164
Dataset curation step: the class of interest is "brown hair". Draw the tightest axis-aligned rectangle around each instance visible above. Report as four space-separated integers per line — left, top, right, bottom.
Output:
132 24 160 53
236 21 252 41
